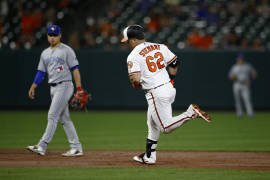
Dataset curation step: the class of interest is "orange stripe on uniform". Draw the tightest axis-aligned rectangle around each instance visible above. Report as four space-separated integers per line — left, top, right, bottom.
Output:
150 93 165 130
129 71 140 75
167 56 177 65
151 93 194 130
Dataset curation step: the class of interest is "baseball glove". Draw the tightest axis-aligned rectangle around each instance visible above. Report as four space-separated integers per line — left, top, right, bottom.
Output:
70 88 92 110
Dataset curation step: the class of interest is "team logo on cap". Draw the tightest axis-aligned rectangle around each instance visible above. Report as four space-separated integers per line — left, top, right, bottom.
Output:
51 27 55 31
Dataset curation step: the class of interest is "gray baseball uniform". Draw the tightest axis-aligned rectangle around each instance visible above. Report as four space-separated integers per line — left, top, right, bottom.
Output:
229 62 257 118
37 43 82 151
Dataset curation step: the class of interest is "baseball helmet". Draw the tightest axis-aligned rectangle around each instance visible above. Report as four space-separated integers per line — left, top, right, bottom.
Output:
121 25 145 42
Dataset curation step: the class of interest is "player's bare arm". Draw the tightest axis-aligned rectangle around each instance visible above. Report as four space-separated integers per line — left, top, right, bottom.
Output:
72 68 82 88
230 75 237 81
129 72 141 89
28 83 37 99
28 70 46 99
168 65 178 76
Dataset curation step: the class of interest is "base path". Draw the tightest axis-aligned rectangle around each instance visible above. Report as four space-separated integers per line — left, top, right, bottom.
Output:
1 149 270 171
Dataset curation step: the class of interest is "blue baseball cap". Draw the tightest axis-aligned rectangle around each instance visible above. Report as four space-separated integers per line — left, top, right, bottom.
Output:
47 25 61 35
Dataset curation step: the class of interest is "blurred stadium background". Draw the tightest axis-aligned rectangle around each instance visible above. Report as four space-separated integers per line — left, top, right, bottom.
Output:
0 0 270 110
1 0 270 50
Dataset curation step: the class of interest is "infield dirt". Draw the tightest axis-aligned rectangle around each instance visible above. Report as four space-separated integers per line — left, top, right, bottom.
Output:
0 149 270 171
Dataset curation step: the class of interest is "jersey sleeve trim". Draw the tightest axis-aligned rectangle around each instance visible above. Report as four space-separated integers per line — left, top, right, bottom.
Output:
70 65 79 71
128 71 141 76
167 56 177 65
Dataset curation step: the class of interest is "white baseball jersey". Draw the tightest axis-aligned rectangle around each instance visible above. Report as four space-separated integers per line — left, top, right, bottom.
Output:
127 42 177 90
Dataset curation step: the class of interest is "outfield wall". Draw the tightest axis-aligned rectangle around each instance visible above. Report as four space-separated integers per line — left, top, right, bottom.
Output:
0 49 269 109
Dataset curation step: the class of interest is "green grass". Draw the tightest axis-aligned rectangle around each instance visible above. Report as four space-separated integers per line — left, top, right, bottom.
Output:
0 111 269 151
1 167 270 180
0 111 269 179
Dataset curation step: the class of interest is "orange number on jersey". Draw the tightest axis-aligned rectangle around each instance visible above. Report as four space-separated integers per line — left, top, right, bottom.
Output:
146 56 157 72
146 52 165 72
155 52 165 69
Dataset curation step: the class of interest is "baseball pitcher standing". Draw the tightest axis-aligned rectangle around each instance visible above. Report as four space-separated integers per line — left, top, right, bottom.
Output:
26 25 85 156
229 54 257 119
121 25 211 164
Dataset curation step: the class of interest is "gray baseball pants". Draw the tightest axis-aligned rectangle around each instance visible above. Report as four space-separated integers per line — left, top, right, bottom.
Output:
38 81 82 151
233 83 254 118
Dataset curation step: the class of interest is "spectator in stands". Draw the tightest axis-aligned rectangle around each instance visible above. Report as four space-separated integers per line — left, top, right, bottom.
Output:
108 0 120 19
82 29 96 48
252 39 264 51
228 0 244 16
68 31 80 49
147 11 161 32
160 13 173 28
221 32 239 50
200 32 213 49
240 39 249 49
185 28 202 49
257 0 270 17
137 0 153 12
21 8 43 35
45 7 56 23
172 5 188 21
98 17 112 37
197 3 219 24
245 0 258 15
165 0 180 7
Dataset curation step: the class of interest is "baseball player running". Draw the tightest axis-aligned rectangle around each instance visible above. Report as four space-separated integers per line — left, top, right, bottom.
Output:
121 25 211 164
26 25 84 156
229 53 257 119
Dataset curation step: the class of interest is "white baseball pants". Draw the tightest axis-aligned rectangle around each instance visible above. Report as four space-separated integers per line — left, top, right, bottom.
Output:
145 82 196 141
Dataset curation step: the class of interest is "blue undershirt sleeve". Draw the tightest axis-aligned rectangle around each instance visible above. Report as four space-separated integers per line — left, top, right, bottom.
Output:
33 70 46 85
70 65 79 72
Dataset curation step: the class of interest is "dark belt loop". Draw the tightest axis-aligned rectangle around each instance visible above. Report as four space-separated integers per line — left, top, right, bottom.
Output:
49 80 71 87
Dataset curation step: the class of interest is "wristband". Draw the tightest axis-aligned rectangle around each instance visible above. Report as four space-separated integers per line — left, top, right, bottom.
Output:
76 87 83 91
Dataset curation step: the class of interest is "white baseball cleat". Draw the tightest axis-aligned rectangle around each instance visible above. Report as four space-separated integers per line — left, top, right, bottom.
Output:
26 145 45 156
133 152 156 164
62 148 83 157
191 104 211 123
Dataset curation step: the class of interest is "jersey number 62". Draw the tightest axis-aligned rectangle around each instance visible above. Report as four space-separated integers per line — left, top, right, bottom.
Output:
146 52 165 72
